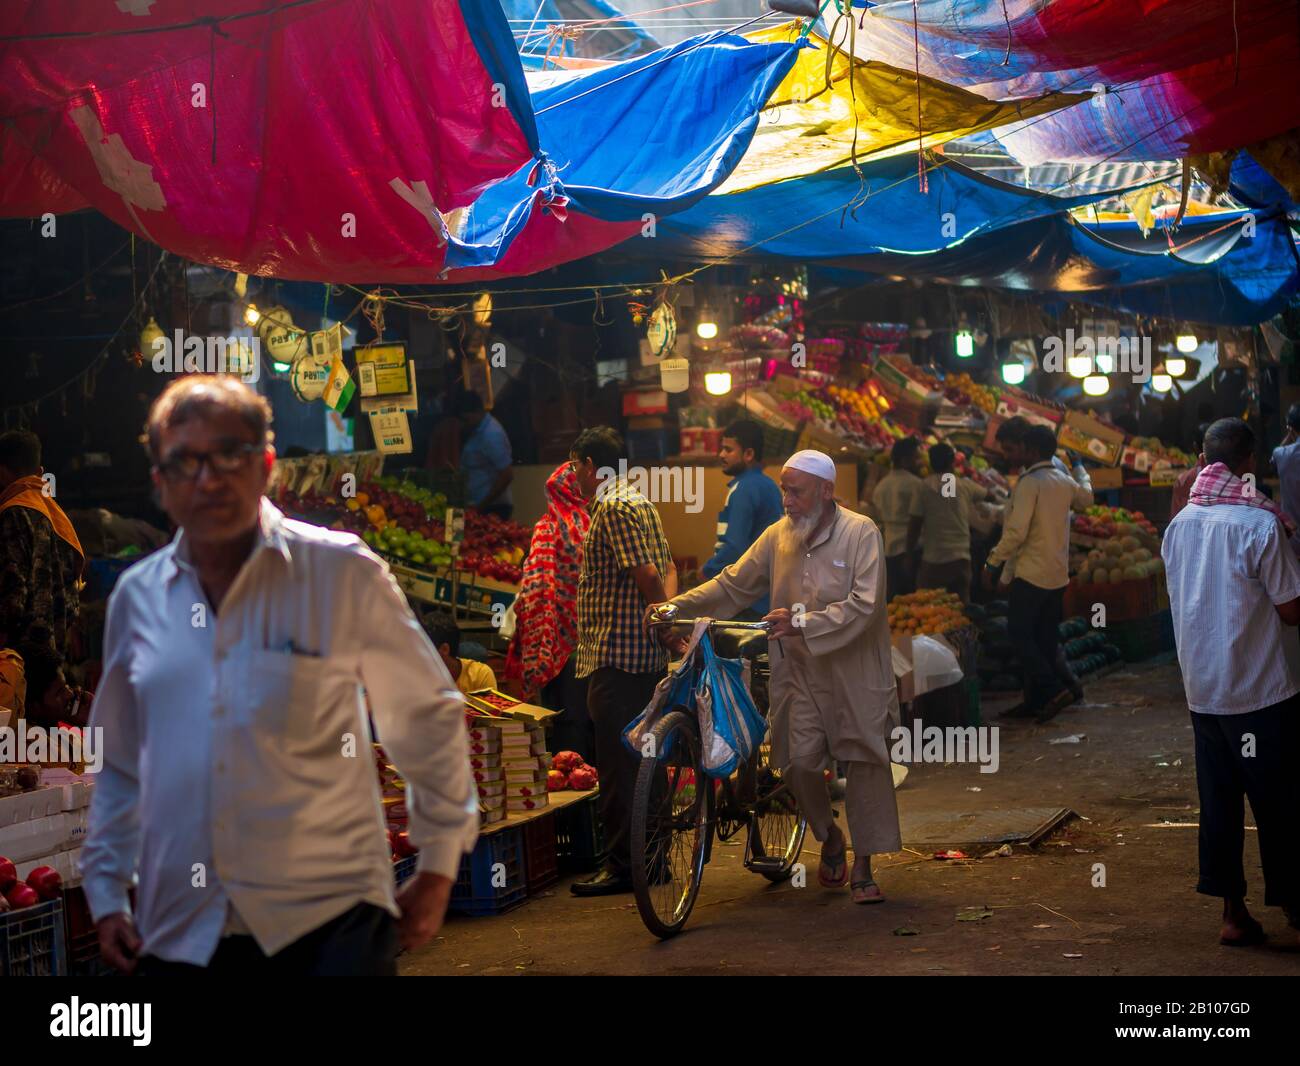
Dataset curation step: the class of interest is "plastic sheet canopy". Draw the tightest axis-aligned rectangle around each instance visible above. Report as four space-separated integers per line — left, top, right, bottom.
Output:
0 0 539 278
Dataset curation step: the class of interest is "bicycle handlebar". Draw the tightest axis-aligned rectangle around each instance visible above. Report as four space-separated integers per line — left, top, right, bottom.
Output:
646 605 771 632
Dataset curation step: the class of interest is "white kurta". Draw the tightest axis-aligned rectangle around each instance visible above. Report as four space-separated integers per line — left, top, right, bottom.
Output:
670 506 900 771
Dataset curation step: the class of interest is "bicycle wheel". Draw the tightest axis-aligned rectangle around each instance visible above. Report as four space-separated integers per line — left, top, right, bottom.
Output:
746 731 808 883
630 710 711 939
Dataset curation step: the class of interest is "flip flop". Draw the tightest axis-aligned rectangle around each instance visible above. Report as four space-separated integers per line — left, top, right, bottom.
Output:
818 845 848 888
851 880 886 904
1220 919 1266 947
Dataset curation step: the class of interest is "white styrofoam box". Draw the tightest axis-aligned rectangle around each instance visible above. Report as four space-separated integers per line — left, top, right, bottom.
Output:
0 812 75 862
65 807 88 849
33 768 91 811
0 786 64 829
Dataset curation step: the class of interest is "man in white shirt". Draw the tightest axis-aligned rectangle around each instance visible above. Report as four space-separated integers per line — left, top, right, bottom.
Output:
983 424 1093 722
905 443 994 603
83 376 478 975
871 437 924 601
1163 417 1300 947
1270 402 1300 553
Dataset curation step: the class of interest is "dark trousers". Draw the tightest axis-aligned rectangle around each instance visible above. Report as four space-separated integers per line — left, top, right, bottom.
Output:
1191 699 1300 908
586 665 661 879
137 903 398 976
543 657 594 765
885 551 916 602
1007 578 1073 712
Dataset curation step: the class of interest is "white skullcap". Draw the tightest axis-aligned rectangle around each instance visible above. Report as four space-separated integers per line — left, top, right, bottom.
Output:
782 449 835 483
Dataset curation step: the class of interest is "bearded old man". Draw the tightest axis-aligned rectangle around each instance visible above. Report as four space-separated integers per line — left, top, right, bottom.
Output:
654 450 901 904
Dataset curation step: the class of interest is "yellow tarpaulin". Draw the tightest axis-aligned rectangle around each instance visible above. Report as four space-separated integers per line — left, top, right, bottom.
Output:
716 22 1087 194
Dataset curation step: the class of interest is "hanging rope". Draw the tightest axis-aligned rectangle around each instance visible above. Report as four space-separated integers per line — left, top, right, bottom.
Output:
912 0 927 194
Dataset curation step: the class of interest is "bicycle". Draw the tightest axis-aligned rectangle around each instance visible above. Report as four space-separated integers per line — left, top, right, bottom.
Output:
628 608 809 939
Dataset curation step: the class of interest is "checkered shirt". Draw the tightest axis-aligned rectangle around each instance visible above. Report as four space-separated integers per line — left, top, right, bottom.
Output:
575 479 672 677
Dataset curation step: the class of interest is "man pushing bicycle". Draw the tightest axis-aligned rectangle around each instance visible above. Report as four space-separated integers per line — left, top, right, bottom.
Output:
649 450 902 905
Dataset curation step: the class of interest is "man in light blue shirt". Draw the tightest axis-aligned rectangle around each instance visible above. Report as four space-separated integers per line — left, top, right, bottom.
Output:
457 391 513 518
1163 417 1300 948
1271 402 1300 553
700 420 783 618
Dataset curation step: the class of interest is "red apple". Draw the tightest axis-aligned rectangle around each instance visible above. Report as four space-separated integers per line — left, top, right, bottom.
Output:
0 856 16 891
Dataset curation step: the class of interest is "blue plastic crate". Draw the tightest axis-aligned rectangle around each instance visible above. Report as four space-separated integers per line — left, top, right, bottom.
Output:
393 854 418 888
1 898 67 977
450 827 527 916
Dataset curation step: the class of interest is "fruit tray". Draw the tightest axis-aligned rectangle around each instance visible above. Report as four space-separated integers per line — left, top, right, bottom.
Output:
1 897 67 977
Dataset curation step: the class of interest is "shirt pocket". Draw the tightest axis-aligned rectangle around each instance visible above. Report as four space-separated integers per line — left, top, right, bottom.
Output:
240 648 326 743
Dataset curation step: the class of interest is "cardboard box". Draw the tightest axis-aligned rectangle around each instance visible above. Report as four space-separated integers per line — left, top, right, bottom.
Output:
472 767 503 784
507 795 548 812
1060 410 1124 466
1089 466 1124 490
33 768 92 811
1149 466 1191 488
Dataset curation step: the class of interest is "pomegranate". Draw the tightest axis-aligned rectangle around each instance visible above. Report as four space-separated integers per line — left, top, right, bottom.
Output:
546 770 568 792
25 865 62 901
0 856 16 891
568 765 598 791
551 751 584 774
5 883 38 910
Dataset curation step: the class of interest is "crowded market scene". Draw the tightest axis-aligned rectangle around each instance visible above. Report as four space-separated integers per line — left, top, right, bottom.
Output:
2 0 1299 1031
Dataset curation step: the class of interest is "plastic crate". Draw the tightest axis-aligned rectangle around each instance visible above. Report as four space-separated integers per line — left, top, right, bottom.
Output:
522 813 560 894
59 886 114 977
393 854 418 888
1106 616 1161 662
554 794 606 874
450 827 527 916
1 898 67 977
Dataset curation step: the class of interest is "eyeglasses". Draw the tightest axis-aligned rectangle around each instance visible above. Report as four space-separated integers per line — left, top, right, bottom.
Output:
157 442 261 482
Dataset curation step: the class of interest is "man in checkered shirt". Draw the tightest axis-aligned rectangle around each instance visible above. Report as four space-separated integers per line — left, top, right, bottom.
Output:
568 427 678 897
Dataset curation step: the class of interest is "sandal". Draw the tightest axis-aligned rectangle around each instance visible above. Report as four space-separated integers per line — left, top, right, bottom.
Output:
818 844 849 888
851 880 886 905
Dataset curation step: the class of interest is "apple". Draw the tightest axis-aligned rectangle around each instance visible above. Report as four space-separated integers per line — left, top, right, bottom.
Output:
0 856 16 891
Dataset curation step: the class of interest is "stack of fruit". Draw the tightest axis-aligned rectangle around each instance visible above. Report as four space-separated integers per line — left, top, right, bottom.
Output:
362 523 455 568
1127 436 1195 469
547 751 599 792
887 589 969 636
459 510 529 583
1074 537 1164 583
0 856 62 912
943 372 998 414
823 384 911 450
1073 505 1158 539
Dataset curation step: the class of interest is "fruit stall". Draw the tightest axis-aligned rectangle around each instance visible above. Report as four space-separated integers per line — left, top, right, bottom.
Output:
379 688 605 917
270 455 530 620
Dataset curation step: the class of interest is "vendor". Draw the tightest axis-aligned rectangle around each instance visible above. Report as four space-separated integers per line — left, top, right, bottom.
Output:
871 437 924 601
699 419 783 618
456 391 513 520
905 443 994 603
656 449 901 906
421 610 498 696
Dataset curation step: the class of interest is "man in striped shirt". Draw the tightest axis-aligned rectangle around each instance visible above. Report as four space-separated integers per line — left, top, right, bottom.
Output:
1163 417 1300 946
569 428 678 896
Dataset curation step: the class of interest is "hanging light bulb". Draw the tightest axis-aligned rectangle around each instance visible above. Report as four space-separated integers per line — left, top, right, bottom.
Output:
696 320 718 340
660 357 690 393
1094 352 1114 374
955 330 975 358
244 303 261 326
1067 354 1093 378
1083 374 1110 396
1175 333 1198 353
1151 373 1173 392
1165 356 1187 378
704 370 732 396
1000 360 1027 385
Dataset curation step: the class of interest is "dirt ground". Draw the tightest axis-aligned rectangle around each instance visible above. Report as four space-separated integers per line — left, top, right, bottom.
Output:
402 657 1300 976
